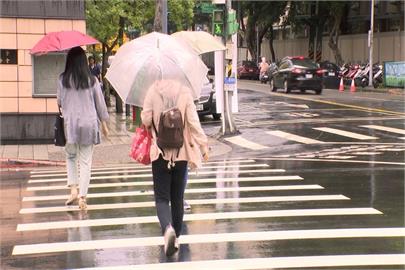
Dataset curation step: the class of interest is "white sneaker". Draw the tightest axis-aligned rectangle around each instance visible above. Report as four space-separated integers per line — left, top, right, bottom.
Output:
184 201 191 211
164 225 176 257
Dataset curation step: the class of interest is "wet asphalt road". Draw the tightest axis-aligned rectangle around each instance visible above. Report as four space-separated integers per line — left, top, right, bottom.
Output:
1 81 404 269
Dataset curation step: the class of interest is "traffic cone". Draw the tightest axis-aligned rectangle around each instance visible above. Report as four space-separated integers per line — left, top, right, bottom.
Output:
339 77 344 92
350 79 356 93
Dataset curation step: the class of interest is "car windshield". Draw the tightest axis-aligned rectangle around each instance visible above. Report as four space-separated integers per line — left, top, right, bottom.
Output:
291 59 318 69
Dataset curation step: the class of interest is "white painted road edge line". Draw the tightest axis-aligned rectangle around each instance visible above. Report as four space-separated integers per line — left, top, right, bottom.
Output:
16 208 382 231
258 157 405 166
22 181 308 202
224 136 269 150
29 159 257 174
27 169 281 183
26 174 292 191
20 193 342 214
313 127 378 140
12 227 405 255
29 164 270 178
72 254 405 270
266 131 325 144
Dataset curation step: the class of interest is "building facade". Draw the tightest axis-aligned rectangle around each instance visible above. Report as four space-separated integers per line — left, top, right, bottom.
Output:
0 0 86 144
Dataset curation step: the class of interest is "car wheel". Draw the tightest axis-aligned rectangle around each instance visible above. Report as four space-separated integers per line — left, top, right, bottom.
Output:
284 80 290 93
300 89 306 94
212 113 221 120
269 79 277 92
315 88 322 95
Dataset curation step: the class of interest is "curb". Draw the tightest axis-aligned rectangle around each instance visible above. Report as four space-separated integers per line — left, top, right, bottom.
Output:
0 158 66 168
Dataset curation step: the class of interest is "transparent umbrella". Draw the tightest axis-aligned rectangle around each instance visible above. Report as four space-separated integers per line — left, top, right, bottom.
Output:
105 32 208 107
172 31 226 55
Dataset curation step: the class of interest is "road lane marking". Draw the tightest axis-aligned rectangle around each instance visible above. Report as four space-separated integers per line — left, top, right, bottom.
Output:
224 136 269 150
30 164 269 178
16 208 382 231
20 193 341 214
26 174 293 191
23 181 307 202
259 157 405 166
266 131 324 144
12 227 403 255
313 127 378 140
29 159 257 174
27 169 281 184
350 152 383 155
361 125 405 135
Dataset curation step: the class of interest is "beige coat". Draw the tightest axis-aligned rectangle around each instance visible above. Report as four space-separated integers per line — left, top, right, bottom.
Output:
141 80 208 169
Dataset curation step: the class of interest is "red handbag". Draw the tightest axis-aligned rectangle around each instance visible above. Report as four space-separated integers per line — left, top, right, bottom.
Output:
130 125 152 165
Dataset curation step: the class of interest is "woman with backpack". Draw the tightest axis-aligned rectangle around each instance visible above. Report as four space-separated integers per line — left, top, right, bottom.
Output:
57 46 109 210
141 79 209 257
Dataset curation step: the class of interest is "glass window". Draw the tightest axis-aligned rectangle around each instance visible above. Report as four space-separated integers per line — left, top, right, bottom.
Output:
291 59 318 69
32 53 66 96
0 49 17 64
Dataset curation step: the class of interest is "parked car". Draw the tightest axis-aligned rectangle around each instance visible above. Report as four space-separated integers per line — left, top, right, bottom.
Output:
269 56 323 95
319 61 341 89
195 78 221 120
237 61 259 80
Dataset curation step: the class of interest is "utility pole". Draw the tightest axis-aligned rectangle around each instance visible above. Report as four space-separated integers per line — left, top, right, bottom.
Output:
369 0 375 87
162 0 168 34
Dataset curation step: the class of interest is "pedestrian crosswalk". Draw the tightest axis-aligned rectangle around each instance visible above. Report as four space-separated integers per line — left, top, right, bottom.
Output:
11 159 405 269
225 124 405 159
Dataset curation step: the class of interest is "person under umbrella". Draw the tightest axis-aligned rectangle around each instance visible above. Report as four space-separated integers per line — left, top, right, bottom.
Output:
57 47 109 210
141 72 209 257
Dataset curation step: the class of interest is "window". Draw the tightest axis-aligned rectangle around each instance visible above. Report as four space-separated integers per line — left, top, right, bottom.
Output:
0 49 17 64
32 53 66 97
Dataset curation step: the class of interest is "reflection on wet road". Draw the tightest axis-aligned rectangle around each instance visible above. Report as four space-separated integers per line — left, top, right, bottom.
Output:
2 157 404 269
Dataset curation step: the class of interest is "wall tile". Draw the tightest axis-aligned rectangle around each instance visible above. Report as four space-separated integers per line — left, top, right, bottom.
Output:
18 65 33 82
0 98 18 113
18 81 33 97
24 50 32 65
45 20 72 33
0 18 16 33
17 34 44 50
0 82 18 97
17 19 45 34
19 97 46 113
72 20 86 33
46 98 58 113
0 65 18 81
0 33 17 48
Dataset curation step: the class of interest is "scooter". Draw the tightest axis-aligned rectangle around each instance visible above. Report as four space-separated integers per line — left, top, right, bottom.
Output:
260 72 269 84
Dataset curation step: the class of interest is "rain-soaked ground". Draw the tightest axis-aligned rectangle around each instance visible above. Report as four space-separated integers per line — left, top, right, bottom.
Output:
1 84 405 269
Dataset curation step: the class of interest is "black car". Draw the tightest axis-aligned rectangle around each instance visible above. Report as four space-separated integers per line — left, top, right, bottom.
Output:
319 61 341 89
195 79 221 120
269 56 323 94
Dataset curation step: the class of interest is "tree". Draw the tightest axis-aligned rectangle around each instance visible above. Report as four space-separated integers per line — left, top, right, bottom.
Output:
238 1 288 62
86 0 153 106
153 0 195 33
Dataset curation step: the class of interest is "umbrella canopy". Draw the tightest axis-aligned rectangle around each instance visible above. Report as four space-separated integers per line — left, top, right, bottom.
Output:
172 31 226 55
106 32 208 107
30 31 99 55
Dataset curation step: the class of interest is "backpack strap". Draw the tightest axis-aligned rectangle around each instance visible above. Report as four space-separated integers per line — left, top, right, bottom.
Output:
151 114 165 156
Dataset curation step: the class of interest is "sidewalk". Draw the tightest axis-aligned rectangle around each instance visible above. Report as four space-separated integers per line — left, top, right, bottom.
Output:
0 101 231 168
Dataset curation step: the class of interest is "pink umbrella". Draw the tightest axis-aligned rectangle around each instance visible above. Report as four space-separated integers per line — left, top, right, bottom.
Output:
30 30 99 55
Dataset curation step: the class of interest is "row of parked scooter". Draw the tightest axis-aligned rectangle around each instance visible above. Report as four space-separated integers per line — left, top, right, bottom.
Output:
340 62 383 88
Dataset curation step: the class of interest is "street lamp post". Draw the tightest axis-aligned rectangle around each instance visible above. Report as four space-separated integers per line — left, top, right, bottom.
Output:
369 0 375 87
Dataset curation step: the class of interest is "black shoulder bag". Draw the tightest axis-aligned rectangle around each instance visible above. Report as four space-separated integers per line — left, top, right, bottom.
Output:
54 106 66 146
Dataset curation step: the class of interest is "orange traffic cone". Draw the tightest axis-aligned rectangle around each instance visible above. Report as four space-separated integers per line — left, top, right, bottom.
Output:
350 79 356 93
339 77 344 92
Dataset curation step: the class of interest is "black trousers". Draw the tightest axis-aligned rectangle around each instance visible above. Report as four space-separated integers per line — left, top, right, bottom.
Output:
152 155 187 237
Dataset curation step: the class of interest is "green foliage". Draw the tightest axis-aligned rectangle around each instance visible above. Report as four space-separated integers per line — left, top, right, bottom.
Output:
168 0 195 32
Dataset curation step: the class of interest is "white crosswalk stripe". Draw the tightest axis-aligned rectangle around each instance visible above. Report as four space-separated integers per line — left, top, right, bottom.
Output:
20 193 341 214
30 164 270 178
16 208 382 231
12 227 404 255
27 174 295 191
361 125 405 135
224 136 269 150
266 130 325 144
313 127 378 140
27 168 282 184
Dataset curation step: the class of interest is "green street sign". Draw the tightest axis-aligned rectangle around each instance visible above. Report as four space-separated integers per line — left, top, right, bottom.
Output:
201 3 215 14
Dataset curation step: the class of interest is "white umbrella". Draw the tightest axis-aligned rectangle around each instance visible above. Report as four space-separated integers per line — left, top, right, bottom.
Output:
172 31 226 55
105 32 208 107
